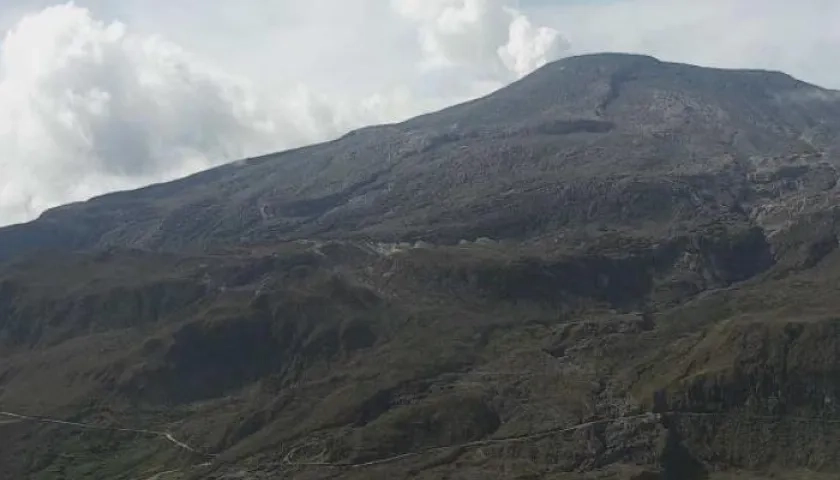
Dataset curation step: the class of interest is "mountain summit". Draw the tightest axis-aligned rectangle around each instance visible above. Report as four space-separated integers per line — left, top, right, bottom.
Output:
4 54 840 479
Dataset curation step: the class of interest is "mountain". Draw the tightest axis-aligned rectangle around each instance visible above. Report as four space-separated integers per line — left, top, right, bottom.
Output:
5 53 840 257
4 53 840 479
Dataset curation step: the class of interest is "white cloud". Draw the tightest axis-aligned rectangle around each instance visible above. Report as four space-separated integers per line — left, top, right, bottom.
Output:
0 4 287 224
499 10 568 79
392 0 568 82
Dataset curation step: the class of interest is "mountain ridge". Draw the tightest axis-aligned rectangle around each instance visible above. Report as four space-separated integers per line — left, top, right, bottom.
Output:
3 52 840 261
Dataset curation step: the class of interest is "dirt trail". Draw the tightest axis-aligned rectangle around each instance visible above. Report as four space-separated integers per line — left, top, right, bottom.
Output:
284 410 840 470
0 410 214 457
284 412 661 469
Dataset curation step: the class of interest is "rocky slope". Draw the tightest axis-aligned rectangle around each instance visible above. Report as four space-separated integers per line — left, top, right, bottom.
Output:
3 53 840 479
4 53 840 257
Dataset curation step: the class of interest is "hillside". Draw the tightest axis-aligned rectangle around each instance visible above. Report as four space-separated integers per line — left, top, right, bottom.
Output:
3 53 840 479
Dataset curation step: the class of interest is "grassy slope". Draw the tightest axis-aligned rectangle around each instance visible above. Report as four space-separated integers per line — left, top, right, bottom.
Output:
1 229 840 479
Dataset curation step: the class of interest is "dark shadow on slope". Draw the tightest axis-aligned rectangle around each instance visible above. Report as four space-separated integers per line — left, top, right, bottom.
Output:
660 419 708 480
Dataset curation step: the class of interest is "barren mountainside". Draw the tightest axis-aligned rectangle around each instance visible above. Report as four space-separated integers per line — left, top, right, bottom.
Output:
3 53 840 479
5 53 840 256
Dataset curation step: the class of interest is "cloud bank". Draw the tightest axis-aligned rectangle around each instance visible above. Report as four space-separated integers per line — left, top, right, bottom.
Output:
0 1 565 226
0 5 281 224
393 0 567 82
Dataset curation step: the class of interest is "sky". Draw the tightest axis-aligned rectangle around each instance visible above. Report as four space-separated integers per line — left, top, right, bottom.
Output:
0 0 837 226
